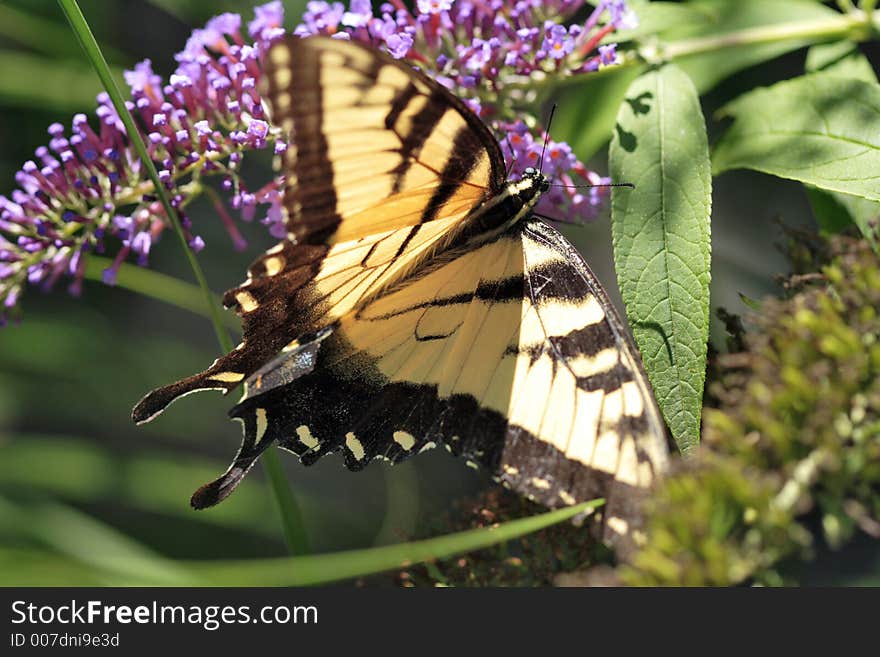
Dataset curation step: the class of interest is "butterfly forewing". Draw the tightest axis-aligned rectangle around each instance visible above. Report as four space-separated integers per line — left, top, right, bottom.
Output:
263 36 505 244
132 37 506 423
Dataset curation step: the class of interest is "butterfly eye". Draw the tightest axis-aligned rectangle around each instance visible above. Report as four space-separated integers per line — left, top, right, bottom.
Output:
524 166 536 175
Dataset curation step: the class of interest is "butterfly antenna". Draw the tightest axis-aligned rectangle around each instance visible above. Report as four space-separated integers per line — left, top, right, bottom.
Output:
538 103 557 176
548 182 635 189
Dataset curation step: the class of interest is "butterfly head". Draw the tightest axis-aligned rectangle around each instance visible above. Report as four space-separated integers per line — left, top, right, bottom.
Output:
523 166 551 195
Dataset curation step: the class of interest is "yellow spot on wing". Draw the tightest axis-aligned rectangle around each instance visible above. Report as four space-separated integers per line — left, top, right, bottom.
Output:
564 389 605 466
521 295 605 339
208 372 245 383
255 408 268 444
606 516 629 536
345 432 365 460
296 425 319 449
263 256 284 276
269 45 290 66
273 67 291 89
393 430 416 451
236 291 258 312
567 347 621 380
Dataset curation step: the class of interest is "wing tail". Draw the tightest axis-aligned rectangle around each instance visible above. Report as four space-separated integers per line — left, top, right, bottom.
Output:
131 362 244 425
191 408 277 509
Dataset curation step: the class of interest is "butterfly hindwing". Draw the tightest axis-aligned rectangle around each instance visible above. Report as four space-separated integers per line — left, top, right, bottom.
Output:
207 220 666 550
499 220 668 550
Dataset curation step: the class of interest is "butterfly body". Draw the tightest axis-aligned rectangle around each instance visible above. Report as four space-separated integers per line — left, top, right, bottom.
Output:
133 36 668 552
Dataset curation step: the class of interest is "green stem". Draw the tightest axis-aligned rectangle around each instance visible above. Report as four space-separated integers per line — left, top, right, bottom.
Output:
541 9 878 94
660 12 874 62
262 450 311 554
82 256 240 332
57 0 231 354
58 0 309 556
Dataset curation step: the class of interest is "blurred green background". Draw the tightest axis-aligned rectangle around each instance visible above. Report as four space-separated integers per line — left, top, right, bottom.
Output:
0 0 877 585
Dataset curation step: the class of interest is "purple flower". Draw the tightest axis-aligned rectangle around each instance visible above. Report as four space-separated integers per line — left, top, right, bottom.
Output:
385 32 413 59
342 0 373 28
604 0 639 30
294 1 346 37
598 43 618 66
124 60 161 94
417 0 453 14
248 0 285 39
542 24 575 60
206 12 242 38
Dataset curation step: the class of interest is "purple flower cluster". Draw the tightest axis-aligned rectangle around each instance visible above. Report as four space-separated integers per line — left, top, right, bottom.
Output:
0 0 633 322
497 122 611 220
0 3 290 321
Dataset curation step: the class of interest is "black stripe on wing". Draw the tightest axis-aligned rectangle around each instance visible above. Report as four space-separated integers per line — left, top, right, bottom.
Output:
264 37 341 244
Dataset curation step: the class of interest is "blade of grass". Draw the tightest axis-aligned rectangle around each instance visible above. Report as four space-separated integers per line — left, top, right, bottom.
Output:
187 499 604 586
57 0 309 556
0 497 603 586
262 448 311 554
0 497 191 585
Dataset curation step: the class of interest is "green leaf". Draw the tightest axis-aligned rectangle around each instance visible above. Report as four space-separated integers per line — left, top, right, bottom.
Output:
610 65 712 454
556 64 645 162
805 184 860 234
186 499 603 586
806 184 880 250
713 74 880 205
671 0 840 93
802 43 880 252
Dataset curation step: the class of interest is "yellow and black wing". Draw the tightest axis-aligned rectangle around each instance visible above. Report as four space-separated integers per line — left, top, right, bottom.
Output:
206 219 667 549
132 36 668 548
132 36 506 423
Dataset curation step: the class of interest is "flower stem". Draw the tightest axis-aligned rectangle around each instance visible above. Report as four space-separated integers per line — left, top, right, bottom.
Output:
542 9 879 94
58 0 309 556
262 450 311 554
81 256 239 331
659 12 875 62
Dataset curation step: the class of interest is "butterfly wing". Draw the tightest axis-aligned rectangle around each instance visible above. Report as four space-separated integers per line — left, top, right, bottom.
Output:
209 218 667 550
265 35 505 244
132 36 506 424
